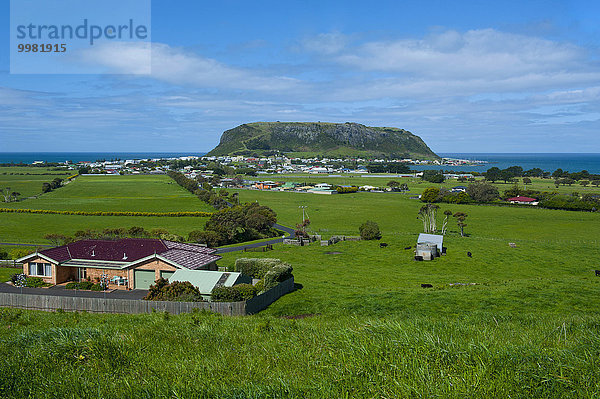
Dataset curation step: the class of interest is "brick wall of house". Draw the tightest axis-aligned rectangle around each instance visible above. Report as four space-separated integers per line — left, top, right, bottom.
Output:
22 257 56 284
55 265 77 284
84 268 128 283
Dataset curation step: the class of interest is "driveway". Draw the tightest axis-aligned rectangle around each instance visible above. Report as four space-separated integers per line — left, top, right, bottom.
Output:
215 222 296 254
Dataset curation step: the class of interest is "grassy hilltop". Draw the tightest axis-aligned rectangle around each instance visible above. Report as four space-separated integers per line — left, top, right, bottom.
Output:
207 121 440 159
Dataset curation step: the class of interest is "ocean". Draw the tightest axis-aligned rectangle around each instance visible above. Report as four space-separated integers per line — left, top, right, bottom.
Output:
1 152 600 174
0 152 208 164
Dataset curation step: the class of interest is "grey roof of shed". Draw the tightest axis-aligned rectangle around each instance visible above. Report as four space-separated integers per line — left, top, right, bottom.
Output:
168 269 242 294
417 233 444 248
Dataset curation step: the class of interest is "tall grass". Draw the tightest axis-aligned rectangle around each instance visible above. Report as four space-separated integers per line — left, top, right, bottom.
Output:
0 310 598 398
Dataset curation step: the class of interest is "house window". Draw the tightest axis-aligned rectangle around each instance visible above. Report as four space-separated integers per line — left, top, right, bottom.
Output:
29 262 52 277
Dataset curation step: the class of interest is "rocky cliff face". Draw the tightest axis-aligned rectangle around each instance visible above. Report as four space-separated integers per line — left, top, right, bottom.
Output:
208 122 438 159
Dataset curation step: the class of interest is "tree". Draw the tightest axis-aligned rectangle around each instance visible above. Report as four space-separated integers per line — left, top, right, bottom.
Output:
78 166 91 175
418 204 439 234
421 187 440 203
580 180 590 187
400 183 409 191
44 233 72 246
522 177 532 185
484 167 501 183
42 182 52 193
387 180 400 188
422 170 445 183
441 210 453 235
359 220 381 240
466 182 499 202
592 180 600 187
453 212 468 237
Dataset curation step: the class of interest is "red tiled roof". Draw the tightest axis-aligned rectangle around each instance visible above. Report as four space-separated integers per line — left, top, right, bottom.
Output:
508 196 537 202
38 239 221 269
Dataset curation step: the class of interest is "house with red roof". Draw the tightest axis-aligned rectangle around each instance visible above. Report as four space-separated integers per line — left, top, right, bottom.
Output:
16 238 221 290
507 196 539 205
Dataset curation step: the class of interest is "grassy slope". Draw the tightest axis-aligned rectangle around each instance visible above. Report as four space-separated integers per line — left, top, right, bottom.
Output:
0 172 600 396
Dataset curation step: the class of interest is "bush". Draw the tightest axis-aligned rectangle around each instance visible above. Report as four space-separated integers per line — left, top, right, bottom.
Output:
234 258 283 279
145 279 203 302
90 284 104 291
211 284 258 302
65 282 79 289
78 281 94 290
263 263 293 291
254 279 265 293
24 277 48 288
359 220 382 240
421 187 440 203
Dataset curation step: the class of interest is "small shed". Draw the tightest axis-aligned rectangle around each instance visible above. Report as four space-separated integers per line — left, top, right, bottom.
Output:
416 233 444 260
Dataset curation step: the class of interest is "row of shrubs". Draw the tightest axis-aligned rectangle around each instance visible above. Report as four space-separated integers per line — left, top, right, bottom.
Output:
210 258 294 302
0 208 213 217
65 281 106 291
335 186 359 194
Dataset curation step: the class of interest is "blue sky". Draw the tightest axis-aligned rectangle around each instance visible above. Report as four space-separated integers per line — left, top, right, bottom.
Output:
1 0 599 153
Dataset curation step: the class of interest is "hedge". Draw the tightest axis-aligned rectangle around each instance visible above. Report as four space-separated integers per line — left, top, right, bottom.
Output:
234 258 283 279
0 208 213 217
263 263 293 291
211 283 258 302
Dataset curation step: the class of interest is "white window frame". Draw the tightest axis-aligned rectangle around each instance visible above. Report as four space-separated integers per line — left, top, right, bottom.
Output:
29 262 52 277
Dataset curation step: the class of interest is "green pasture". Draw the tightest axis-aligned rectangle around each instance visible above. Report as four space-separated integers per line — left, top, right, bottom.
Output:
0 213 208 245
0 167 72 198
2 174 213 213
0 169 600 396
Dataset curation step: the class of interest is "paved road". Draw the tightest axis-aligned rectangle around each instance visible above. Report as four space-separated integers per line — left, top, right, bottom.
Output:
0 242 52 248
215 223 295 254
0 282 148 299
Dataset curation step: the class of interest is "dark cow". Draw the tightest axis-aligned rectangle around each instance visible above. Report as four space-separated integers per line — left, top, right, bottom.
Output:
404 246 412 250
414 255 424 261
421 284 433 288
595 270 600 277
467 251 472 258
379 243 388 248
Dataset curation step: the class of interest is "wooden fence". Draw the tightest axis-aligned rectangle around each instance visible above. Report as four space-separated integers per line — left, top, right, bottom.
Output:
0 260 22 268
0 277 294 316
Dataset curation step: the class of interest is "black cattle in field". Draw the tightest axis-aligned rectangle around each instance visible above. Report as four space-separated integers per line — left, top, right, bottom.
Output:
404 246 412 250
595 270 600 277
379 243 388 248
421 284 433 288
467 252 472 258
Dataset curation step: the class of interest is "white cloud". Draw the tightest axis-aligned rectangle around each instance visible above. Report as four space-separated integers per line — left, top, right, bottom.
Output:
334 29 588 80
77 42 301 91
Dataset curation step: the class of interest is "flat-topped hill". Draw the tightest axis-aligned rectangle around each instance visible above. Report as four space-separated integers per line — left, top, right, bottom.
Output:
207 122 439 159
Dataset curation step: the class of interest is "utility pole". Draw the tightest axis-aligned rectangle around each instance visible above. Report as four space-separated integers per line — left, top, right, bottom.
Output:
299 205 308 222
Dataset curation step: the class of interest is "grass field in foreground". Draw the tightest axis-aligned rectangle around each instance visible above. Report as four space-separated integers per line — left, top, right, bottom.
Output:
0 310 598 398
